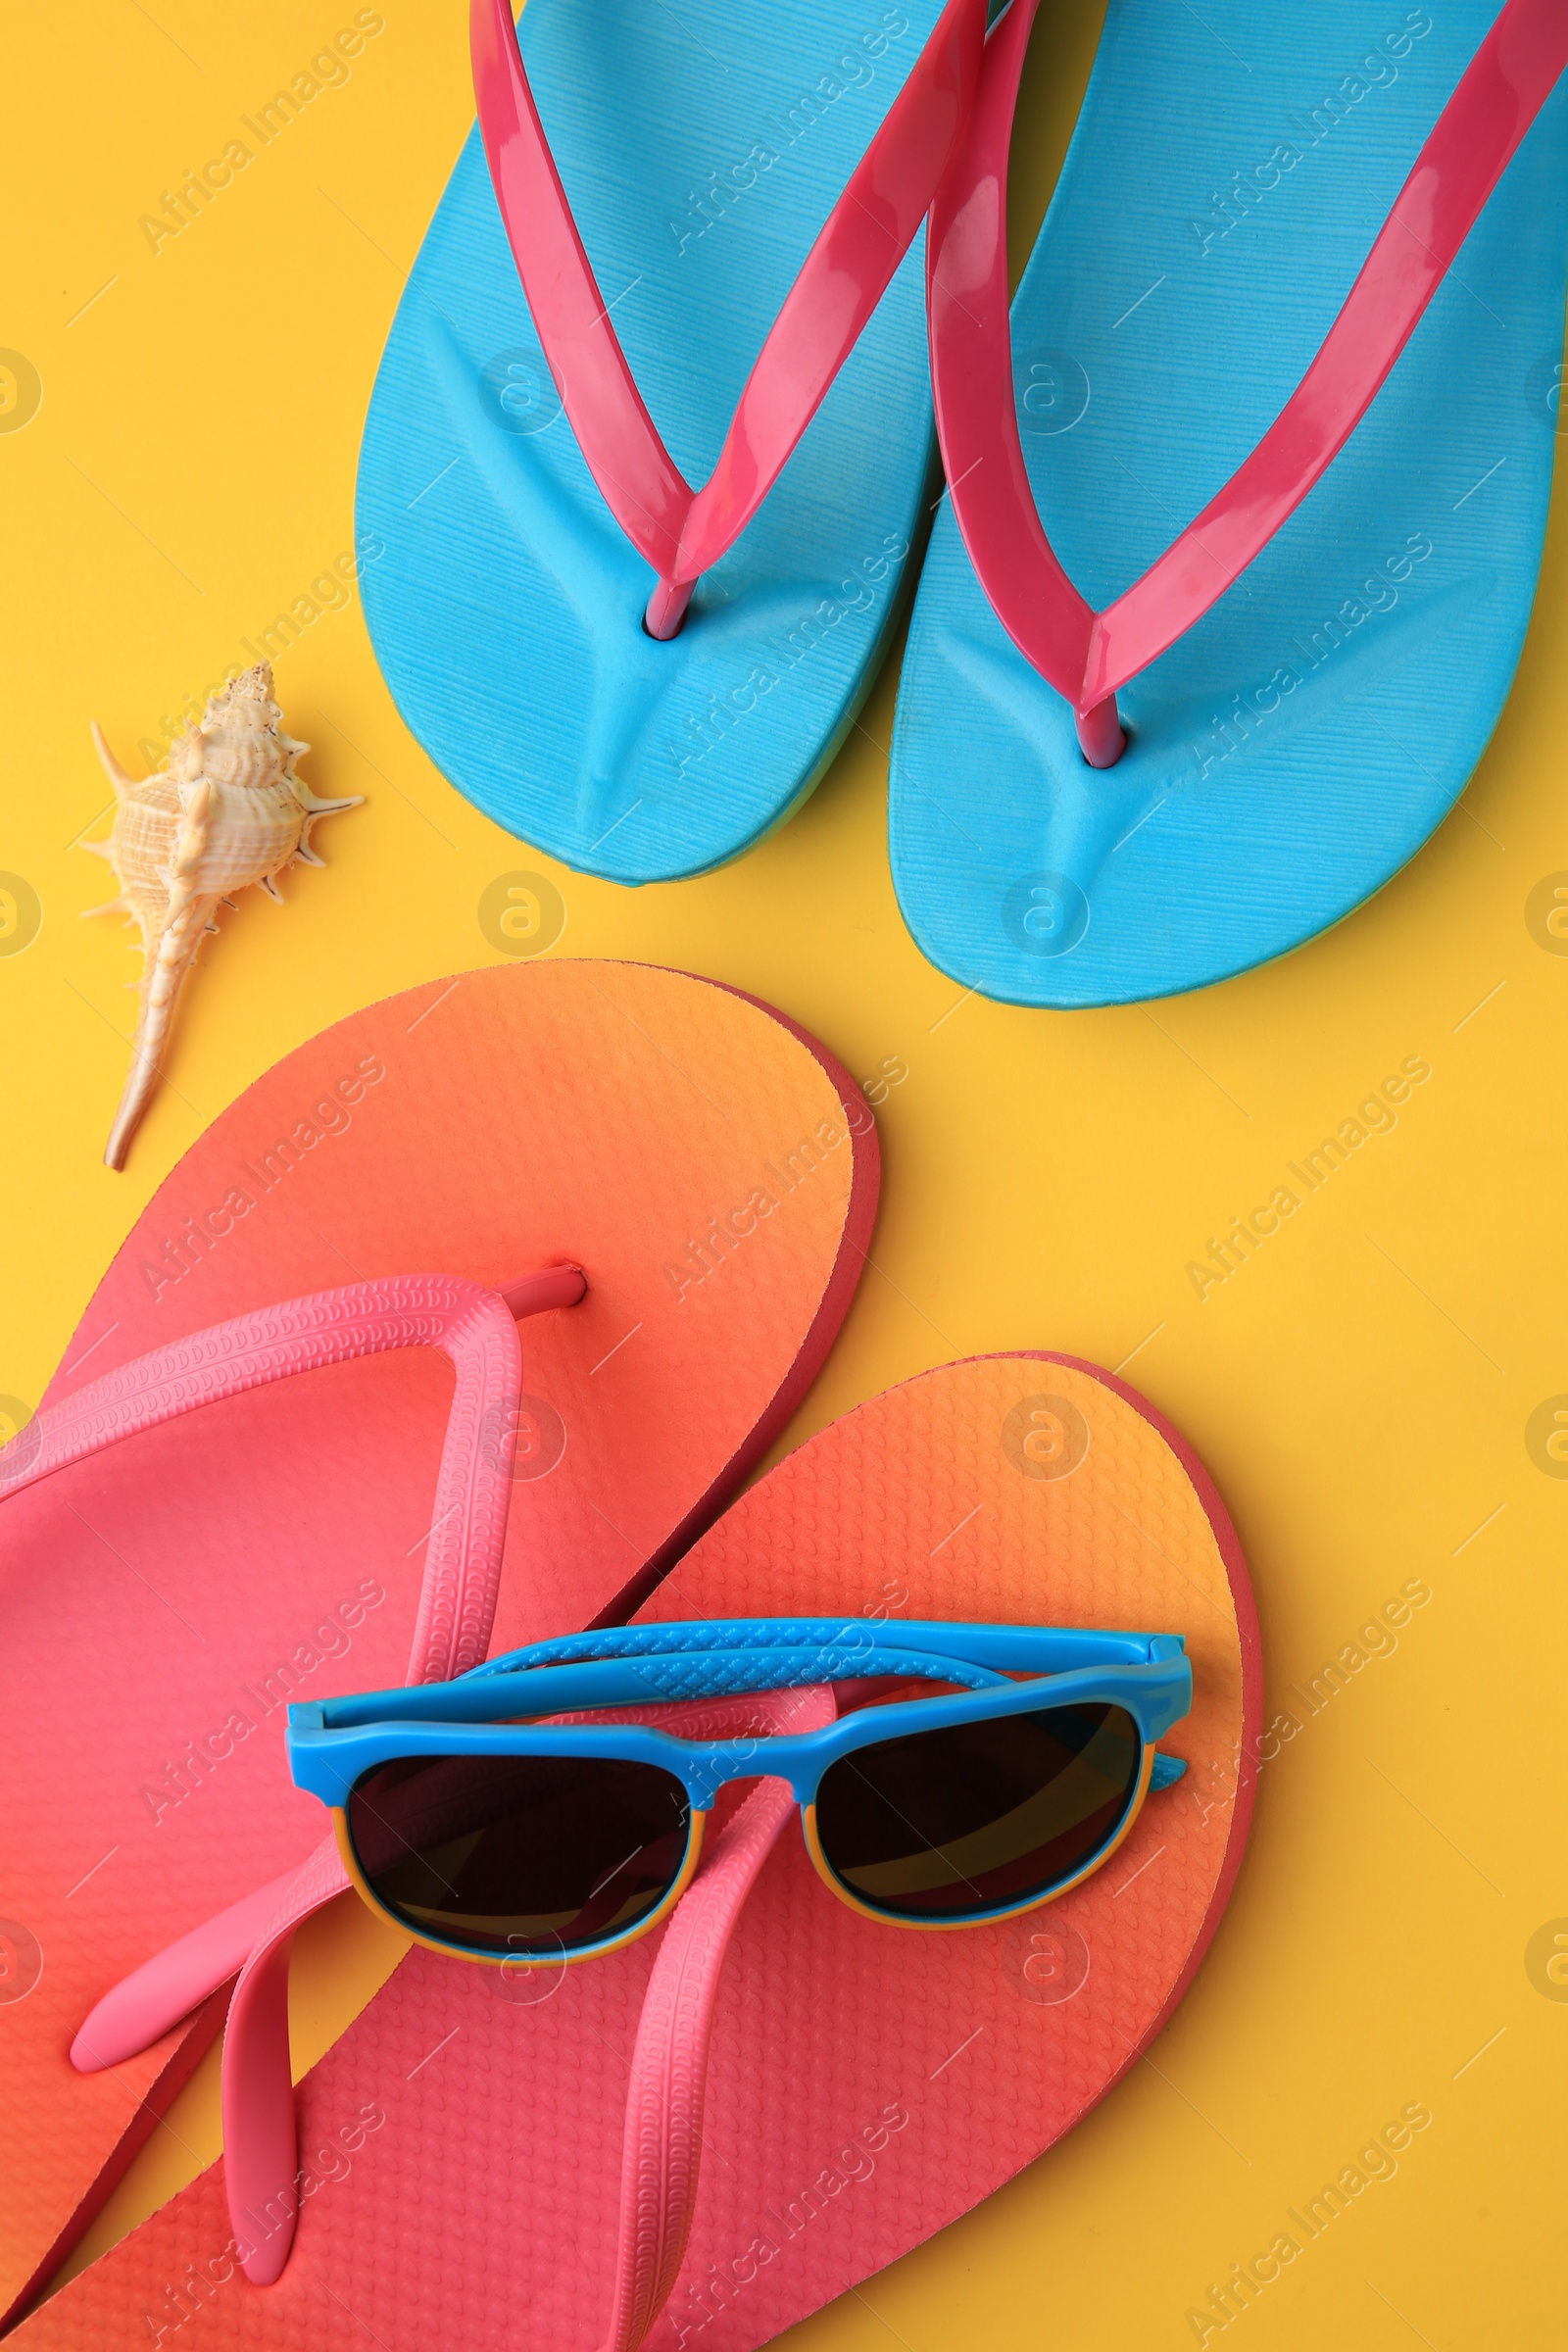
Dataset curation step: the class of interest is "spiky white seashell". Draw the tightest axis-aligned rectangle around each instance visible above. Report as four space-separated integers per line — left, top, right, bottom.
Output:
83 663 361 1171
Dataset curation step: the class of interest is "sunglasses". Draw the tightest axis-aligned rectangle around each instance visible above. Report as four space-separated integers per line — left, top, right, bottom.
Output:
286 1618 1193 1966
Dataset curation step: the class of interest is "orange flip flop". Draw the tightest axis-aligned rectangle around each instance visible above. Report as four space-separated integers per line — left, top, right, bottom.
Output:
18 1352 1254 2347
0 959 875 2326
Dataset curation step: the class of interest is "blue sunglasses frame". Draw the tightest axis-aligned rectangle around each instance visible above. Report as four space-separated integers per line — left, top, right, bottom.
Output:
288 1618 1193 1964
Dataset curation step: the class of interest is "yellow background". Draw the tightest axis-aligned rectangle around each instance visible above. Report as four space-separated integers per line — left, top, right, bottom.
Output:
6 2 1564 2342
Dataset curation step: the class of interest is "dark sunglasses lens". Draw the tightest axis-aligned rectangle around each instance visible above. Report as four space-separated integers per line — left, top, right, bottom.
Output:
813 1703 1143 1921
346 1752 692 1956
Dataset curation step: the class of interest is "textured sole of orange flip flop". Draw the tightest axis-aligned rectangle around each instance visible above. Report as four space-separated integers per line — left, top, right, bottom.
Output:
16 1353 1254 2349
0 959 875 2328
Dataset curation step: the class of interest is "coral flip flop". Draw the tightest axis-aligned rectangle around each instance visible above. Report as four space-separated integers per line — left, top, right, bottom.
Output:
356 0 988 884
890 0 1568 1005
0 958 875 2327
20 1352 1255 2348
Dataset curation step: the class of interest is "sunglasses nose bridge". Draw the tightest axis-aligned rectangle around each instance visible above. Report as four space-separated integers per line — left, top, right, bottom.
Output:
688 1742 818 1813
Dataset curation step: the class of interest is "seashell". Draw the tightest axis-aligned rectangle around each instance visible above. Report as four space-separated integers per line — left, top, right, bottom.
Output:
83 663 362 1171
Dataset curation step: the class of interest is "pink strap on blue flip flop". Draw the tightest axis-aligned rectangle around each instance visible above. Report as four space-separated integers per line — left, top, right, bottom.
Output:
926 0 1568 763
472 0 985 638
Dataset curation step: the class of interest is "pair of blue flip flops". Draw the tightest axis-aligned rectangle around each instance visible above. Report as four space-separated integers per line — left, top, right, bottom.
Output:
359 0 1568 1007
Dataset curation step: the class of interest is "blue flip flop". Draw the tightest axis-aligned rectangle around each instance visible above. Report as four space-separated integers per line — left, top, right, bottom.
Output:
890 0 1568 1006
357 0 986 884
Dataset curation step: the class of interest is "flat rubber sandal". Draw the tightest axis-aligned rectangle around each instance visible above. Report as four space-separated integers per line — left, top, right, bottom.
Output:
356 0 989 882
0 958 875 2326
20 1352 1255 2349
890 0 1568 1005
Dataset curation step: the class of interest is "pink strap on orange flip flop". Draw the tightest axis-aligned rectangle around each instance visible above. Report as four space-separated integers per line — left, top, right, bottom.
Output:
49 1266 580 2080
67 1869 308 2076
220 1836 354 2285
600 1685 836 2352
2 1267 583 1684
215 1685 834 2329
926 0 1568 765
471 0 986 639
